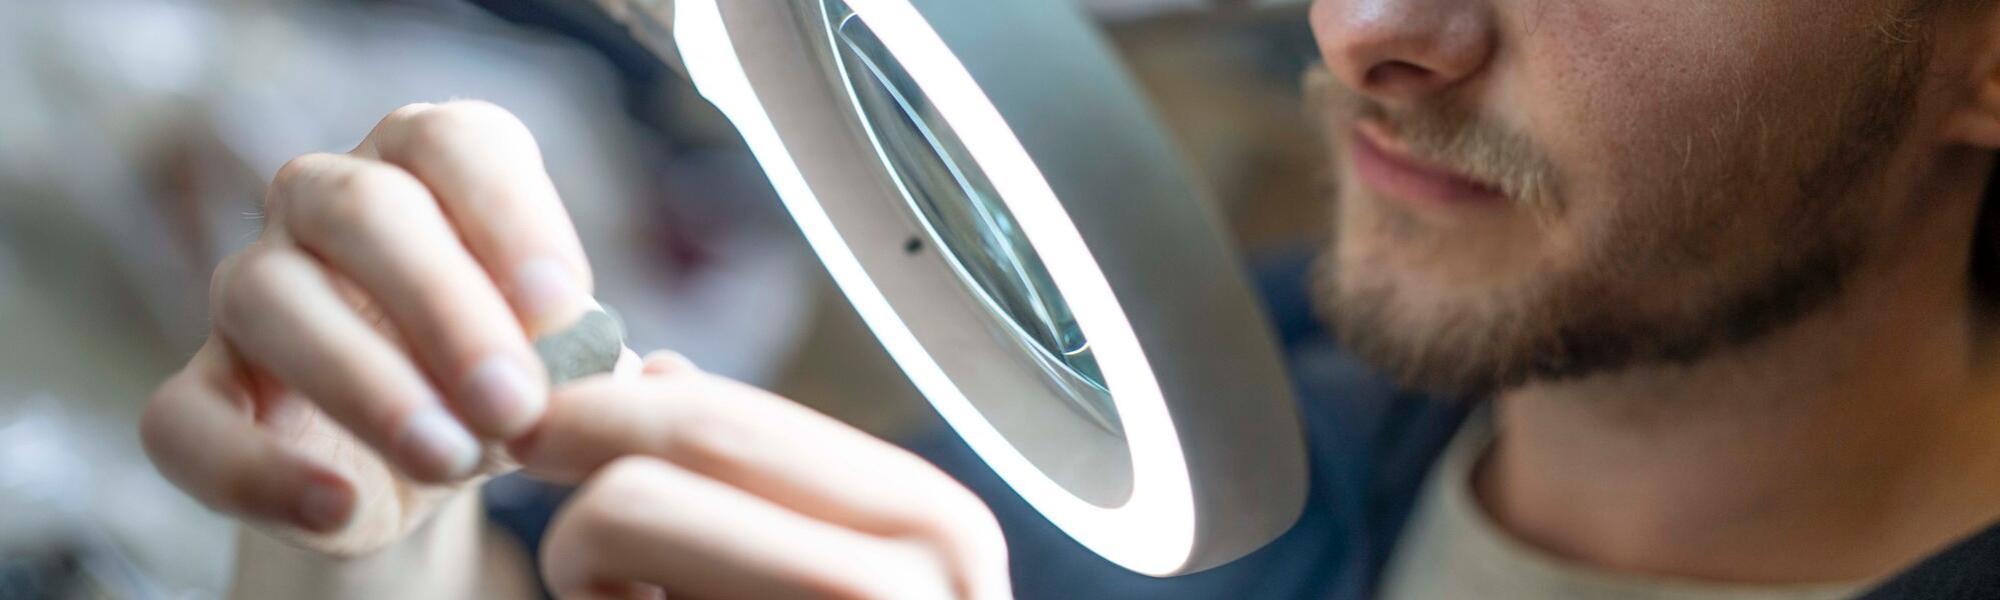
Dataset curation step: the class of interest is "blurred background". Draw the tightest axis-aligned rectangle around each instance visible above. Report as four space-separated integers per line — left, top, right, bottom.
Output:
0 0 1322 596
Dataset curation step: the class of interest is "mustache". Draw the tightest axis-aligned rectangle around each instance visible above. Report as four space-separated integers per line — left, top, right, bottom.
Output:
1304 67 1564 216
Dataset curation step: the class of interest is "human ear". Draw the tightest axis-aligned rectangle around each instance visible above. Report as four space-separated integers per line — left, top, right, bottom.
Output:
1945 15 2000 149
1945 58 2000 148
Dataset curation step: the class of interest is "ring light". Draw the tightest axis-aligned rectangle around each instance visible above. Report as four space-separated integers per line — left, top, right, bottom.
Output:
605 0 1309 575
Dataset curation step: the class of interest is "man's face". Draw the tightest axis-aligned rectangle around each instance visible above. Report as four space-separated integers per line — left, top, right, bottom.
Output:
1307 0 1961 396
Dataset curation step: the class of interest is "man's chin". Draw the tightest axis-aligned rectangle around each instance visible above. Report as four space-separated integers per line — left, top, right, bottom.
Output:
1310 253 1520 399
1311 245 1862 401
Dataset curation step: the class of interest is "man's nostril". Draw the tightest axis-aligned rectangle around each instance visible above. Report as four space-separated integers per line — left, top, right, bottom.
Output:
1364 60 1437 92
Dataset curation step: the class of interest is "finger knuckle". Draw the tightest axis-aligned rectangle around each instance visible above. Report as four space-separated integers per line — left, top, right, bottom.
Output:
966 505 1008 554
383 102 437 125
213 246 295 336
932 498 1003 551
272 154 316 186
581 456 667 516
207 251 245 318
541 457 665 586
266 154 324 221
363 103 437 147
852 437 995 538
560 456 667 541
137 380 188 469
939 484 1000 535
657 405 756 477
432 100 524 132
890 473 1005 578
400 100 534 158
136 382 249 517
296 165 425 241
539 507 599 592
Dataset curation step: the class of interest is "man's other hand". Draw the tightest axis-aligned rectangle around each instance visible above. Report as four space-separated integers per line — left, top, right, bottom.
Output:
138 101 1011 599
518 354 1012 600
141 100 596 555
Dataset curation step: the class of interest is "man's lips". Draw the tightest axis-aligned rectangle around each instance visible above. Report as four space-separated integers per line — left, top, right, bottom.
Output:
1349 121 1506 210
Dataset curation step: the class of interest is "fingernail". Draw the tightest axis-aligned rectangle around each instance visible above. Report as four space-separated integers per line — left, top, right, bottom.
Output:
461 353 546 435
397 404 482 480
516 258 587 333
297 476 353 532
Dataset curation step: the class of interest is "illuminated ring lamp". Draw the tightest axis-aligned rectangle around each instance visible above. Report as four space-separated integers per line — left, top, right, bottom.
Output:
629 0 1309 575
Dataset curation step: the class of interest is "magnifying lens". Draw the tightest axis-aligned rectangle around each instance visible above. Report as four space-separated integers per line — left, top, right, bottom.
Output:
604 0 1308 575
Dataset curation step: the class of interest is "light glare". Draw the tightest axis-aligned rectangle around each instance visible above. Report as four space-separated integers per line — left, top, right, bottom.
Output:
676 0 1198 574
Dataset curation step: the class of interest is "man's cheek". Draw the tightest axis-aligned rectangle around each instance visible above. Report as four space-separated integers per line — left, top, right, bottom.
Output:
1505 12 1770 174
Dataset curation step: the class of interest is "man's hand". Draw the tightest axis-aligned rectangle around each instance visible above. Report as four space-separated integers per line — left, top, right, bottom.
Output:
518 354 1012 600
141 100 597 555
139 101 1011 598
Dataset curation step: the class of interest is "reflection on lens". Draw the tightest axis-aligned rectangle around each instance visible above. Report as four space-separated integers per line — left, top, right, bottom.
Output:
821 0 1120 432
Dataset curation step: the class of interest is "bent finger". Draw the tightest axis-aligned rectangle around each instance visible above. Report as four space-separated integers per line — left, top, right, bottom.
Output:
516 373 1009 599
140 339 356 533
212 244 482 482
361 101 595 335
542 456 958 600
271 152 546 438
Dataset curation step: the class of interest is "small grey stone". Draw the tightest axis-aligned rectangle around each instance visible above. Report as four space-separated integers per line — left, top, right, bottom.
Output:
534 308 626 385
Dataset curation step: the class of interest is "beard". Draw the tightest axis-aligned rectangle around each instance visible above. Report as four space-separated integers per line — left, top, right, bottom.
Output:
1308 30 1934 398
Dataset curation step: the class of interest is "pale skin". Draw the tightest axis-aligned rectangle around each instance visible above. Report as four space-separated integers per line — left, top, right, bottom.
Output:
141 102 1008 599
142 1 2000 599
1315 0 2000 587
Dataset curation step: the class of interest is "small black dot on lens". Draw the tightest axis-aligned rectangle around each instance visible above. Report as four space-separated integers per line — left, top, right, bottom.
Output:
904 237 923 254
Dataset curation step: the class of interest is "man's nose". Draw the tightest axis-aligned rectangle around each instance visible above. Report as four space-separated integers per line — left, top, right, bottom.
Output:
1311 0 1496 104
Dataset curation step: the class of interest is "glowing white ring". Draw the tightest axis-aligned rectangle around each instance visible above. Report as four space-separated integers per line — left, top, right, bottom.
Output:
675 0 1198 575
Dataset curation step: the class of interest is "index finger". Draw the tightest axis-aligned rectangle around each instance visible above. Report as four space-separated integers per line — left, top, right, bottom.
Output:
513 371 1011 598
358 101 595 335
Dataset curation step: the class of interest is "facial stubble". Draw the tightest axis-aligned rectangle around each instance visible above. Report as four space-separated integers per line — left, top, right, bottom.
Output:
1309 28 1934 398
